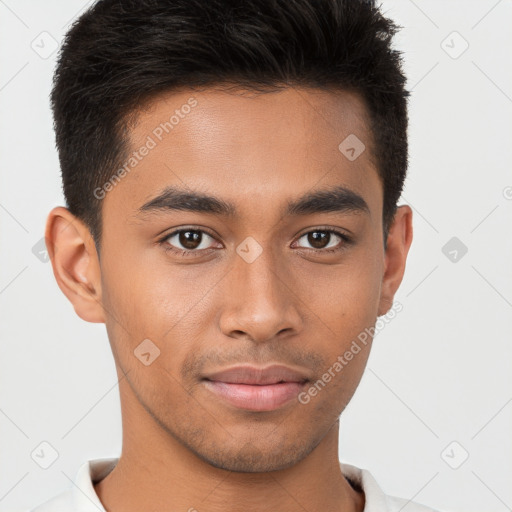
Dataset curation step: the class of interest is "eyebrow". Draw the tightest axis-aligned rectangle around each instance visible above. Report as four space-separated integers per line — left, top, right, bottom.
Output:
136 185 370 218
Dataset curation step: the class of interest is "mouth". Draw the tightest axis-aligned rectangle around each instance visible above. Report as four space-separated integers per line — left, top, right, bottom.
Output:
201 364 311 411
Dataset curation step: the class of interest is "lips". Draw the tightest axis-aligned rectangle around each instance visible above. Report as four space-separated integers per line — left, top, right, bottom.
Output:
201 364 311 411
202 364 311 385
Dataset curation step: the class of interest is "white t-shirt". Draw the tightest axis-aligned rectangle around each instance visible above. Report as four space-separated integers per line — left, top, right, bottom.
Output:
29 458 441 512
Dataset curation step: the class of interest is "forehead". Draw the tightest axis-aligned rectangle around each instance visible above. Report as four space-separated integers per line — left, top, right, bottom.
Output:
102 86 381 225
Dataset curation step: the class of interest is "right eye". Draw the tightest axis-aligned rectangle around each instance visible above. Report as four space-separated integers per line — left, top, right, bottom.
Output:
159 228 222 256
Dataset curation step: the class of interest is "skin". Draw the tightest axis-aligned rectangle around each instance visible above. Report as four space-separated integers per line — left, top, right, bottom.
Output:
46 86 412 512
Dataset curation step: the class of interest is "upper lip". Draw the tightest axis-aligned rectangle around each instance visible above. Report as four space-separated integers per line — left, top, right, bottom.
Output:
202 364 311 385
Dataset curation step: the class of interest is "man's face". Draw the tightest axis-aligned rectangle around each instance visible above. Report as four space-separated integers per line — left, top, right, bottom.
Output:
94 86 391 472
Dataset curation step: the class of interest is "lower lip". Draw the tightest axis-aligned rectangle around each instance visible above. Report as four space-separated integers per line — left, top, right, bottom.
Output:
202 380 307 411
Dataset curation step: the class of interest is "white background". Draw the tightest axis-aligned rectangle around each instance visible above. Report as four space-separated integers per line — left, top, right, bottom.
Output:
0 1 511 511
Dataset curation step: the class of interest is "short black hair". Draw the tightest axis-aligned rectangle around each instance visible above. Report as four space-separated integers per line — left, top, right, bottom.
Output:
51 0 409 252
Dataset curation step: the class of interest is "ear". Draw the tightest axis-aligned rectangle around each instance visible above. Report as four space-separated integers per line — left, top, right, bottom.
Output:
377 205 413 316
45 206 105 323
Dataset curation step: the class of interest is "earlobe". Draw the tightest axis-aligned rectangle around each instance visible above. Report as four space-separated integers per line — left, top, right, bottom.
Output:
377 205 413 316
45 206 105 323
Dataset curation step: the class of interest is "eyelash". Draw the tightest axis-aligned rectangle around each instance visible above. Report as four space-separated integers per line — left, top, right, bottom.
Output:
157 226 353 258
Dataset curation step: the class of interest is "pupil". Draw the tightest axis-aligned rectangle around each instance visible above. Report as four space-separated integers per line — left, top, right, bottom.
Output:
308 231 330 249
308 231 329 249
180 230 201 249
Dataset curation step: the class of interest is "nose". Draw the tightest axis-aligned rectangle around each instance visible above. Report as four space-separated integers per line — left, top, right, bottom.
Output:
218 242 303 343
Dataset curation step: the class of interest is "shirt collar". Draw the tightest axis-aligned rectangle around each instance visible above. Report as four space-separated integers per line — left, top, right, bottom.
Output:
71 458 390 511
72 457 118 511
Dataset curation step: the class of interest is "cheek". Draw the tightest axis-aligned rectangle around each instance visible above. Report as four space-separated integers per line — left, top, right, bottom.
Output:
100 253 216 379
292 247 382 389
297 251 382 329
101 245 206 331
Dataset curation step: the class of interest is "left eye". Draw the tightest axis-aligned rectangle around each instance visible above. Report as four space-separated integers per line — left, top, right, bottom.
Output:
294 230 347 251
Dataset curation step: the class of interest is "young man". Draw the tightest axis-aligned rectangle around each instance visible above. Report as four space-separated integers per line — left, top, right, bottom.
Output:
32 0 439 510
